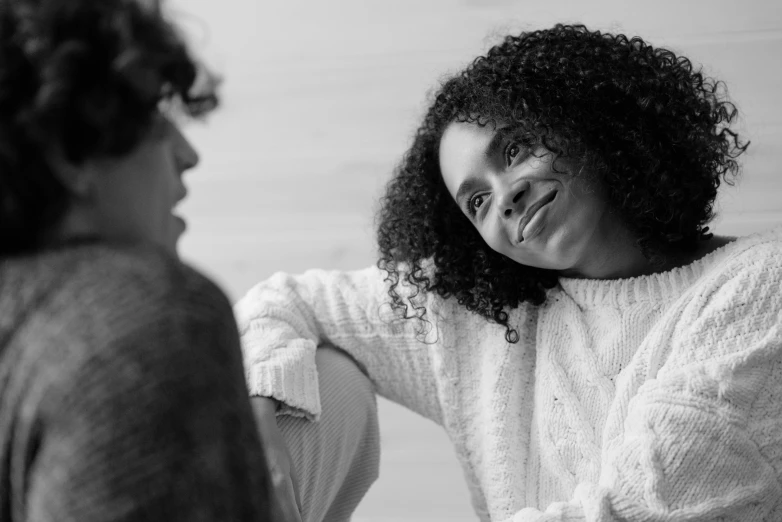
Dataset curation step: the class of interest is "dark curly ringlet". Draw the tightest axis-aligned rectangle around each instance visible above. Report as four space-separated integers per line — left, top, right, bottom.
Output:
376 24 748 343
0 0 218 255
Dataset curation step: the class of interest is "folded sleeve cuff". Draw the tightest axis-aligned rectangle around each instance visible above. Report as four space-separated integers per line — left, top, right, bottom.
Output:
244 337 322 422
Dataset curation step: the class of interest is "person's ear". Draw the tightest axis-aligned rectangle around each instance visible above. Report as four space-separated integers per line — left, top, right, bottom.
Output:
45 147 97 200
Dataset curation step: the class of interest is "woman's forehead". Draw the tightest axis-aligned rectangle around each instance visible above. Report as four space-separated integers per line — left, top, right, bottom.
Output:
438 121 508 200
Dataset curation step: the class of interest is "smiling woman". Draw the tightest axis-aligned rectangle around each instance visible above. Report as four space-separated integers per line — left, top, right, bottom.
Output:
438 123 646 279
377 24 749 343
237 23 782 522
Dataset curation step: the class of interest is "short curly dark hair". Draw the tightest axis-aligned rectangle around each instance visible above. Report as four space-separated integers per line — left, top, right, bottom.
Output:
0 0 218 256
376 24 748 343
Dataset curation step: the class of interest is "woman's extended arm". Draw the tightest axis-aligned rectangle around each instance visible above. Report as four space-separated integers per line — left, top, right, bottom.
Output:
234 264 445 424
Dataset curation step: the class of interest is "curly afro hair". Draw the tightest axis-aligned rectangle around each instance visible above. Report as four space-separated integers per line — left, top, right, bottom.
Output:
376 24 748 343
0 0 218 256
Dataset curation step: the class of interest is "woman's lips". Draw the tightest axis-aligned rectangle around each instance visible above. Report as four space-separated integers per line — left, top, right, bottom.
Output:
518 190 557 242
173 213 186 234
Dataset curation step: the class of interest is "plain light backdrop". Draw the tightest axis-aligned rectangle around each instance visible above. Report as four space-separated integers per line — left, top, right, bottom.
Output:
167 1 782 520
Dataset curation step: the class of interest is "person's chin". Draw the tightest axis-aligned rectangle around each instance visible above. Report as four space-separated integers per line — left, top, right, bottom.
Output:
165 216 186 257
165 234 182 258
508 239 571 271
507 249 556 271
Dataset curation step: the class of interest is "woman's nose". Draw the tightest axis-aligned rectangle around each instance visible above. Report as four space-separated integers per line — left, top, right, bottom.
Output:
173 125 200 172
499 181 527 218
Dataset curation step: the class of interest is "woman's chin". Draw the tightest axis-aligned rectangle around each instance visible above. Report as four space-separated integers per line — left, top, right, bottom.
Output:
166 215 186 255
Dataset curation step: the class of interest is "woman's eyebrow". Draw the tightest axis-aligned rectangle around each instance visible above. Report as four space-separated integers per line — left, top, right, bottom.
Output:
484 130 506 159
456 177 482 204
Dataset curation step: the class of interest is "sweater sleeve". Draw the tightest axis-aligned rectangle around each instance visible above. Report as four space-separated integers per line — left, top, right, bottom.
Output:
23 266 274 522
234 265 444 423
507 245 782 521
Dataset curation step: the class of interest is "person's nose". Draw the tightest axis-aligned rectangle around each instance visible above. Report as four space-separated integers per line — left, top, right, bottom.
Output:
497 179 528 219
170 124 198 204
173 125 200 172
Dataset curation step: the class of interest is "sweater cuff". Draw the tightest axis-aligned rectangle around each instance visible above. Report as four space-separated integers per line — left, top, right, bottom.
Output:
244 340 321 422
514 505 584 522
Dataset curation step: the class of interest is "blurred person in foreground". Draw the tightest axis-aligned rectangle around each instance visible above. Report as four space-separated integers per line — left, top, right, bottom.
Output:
0 0 276 520
237 25 782 522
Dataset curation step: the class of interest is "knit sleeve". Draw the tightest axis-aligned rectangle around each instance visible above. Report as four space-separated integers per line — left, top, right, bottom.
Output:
507 242 782 521
234 265 444 423
23 265 274 522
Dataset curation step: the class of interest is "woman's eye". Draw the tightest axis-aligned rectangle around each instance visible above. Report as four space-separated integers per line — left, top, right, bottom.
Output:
506 143 521 165
468 194 485 215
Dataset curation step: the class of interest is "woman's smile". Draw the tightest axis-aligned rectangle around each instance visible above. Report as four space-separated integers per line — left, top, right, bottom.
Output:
173 213 187 234
517 189 557 243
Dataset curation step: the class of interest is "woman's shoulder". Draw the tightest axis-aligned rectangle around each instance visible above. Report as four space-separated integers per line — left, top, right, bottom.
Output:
676 226 782 321
659 226 782 370
1 242 243 427
59 241 230 309
720 225 782 260
4 241 235 360
0 247 256 485
699 226 782 289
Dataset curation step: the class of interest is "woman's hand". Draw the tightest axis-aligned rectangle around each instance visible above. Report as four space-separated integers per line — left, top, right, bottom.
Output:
251 396 302 522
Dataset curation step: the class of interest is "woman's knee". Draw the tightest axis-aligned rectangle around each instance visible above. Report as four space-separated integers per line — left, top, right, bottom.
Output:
276 344 380 522
315 344 376 423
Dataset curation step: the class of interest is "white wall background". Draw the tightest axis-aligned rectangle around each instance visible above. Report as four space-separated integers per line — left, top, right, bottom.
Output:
168 1 782 520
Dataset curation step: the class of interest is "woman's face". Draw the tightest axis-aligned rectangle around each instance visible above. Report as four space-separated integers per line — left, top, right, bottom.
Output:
84 115 198 256
439 120 630 277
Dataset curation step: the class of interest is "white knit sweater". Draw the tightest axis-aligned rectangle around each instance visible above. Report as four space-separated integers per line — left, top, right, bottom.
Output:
235 227 782 521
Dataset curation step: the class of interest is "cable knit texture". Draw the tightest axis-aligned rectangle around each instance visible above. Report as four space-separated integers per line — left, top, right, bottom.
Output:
236 227 782 521
0 242 272 522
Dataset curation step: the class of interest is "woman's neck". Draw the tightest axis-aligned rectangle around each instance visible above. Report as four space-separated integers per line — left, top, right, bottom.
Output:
560 229 734 280
40 203 104 248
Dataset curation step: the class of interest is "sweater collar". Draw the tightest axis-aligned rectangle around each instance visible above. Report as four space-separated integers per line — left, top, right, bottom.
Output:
555 227 778 308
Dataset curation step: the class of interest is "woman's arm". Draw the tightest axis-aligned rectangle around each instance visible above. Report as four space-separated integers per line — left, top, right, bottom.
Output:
234 264 445 424
510 360 782 521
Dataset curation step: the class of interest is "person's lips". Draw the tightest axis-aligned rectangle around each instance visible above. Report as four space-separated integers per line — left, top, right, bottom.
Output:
173 213 186 230
517 190 557 242
171 203 187 234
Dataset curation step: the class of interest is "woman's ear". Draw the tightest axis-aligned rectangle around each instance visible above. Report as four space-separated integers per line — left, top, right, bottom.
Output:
45 147 97 200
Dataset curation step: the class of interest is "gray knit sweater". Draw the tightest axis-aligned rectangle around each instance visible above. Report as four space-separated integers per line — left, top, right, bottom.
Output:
0 241 272 521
